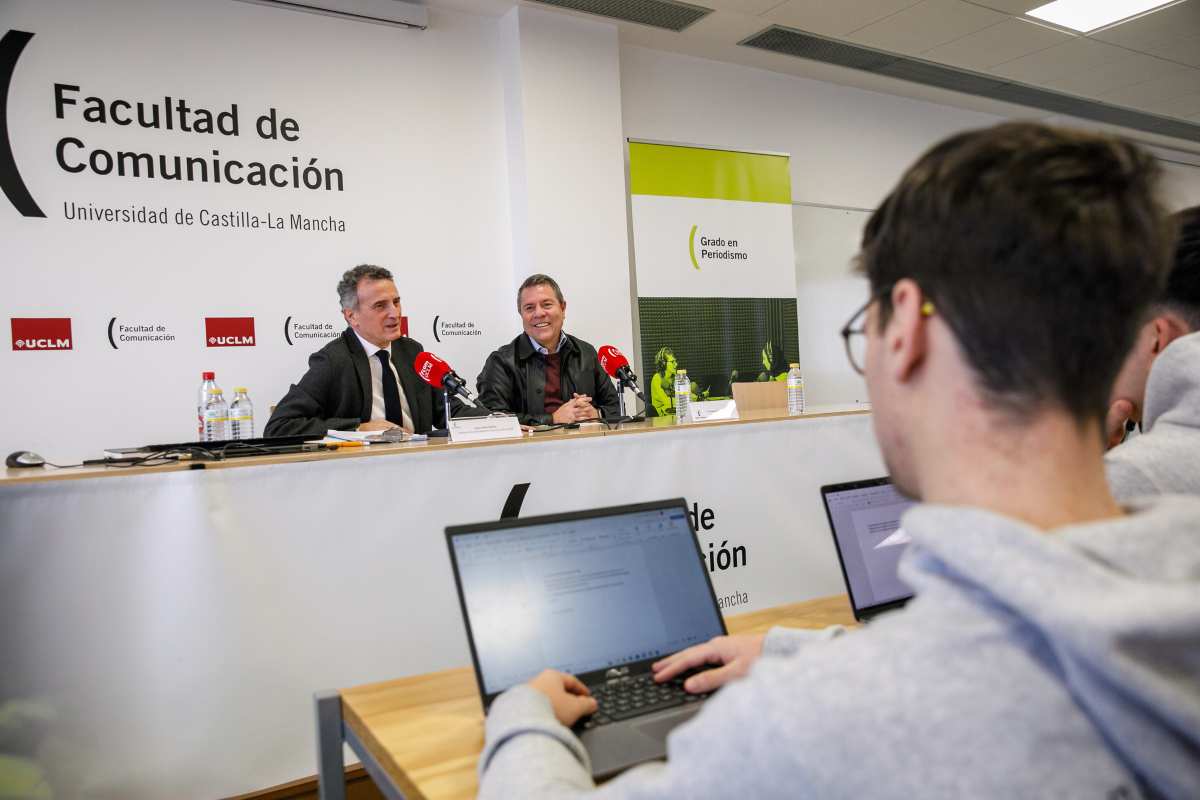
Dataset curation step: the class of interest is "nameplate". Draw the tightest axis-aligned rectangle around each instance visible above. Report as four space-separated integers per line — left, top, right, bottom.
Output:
448 414 523 443
689 399 739 423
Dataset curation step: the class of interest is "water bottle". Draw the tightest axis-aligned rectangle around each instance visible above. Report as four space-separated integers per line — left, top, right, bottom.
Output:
229 388 255 440
674 369 691 423
203 388 230 442
197 371 219 439
787 362 806 415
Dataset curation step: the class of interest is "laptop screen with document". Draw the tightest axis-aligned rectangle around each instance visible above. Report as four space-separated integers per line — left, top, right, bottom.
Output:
821 478 917 620
447 500 726 702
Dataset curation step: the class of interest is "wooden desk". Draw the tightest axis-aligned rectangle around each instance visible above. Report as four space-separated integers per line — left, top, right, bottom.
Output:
320 595 856 800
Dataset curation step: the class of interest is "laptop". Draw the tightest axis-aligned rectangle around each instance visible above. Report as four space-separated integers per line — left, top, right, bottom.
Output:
446 498 727 779
820 477 918 622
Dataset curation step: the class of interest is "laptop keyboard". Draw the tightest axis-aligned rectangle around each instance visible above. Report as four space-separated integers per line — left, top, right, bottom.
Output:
580 672 709 730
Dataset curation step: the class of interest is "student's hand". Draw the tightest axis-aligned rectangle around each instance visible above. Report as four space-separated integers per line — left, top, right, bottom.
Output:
1105 397 1137 449
358 420 399 432
527 669 598 727
652 634 766 693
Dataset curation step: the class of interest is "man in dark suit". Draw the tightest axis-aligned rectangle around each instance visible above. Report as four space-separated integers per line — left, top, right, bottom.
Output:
476 273 619 426
264 265 447 436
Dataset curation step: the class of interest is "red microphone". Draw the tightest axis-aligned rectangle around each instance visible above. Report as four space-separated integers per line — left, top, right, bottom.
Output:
598 345 644 400
413 351 477 407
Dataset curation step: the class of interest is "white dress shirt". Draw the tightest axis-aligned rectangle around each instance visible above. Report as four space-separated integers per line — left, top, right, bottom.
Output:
353 330 414 432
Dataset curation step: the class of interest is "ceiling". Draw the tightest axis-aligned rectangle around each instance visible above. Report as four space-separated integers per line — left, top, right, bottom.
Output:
421 0 1200 152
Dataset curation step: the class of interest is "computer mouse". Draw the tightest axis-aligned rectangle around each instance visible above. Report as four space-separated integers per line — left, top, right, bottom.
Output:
6 451 46 468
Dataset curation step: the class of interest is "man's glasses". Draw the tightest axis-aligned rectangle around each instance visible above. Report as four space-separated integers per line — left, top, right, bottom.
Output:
840 286 934 375
840 297 872 376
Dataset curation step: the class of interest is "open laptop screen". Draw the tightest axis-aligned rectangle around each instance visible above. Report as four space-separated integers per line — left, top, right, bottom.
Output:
448 502 725 698
822 478 918 617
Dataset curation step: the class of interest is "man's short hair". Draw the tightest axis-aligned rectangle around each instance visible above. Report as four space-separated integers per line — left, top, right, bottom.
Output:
1160 206 1200 331
859 122 1173 425
338 264 394 310
517 274 565 310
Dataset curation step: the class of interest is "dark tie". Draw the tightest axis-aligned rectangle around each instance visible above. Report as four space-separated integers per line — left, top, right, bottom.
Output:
375 350 404 426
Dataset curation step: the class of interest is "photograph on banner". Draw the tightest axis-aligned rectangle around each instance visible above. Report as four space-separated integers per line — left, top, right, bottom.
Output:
628 142 800 416
639 297 799 415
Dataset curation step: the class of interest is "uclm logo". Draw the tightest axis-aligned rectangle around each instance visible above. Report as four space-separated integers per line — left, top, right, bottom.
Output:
205 317 256 347
11 318 72 350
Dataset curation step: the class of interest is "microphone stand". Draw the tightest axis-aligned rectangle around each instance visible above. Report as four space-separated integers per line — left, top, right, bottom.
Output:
429 387 452 438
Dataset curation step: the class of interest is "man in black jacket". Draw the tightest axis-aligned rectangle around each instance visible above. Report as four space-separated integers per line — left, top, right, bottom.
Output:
264 265 448 436
476 274 619 426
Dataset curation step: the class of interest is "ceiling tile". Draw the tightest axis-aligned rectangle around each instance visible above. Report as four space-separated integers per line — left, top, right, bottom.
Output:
1046 51 1185 95
848 0 1008 55
702 0 790 16
763 0 922 38
1155 88 1200 116
922 17 1073 70
969 0 1044 12
1090 1 1200 49
988 37 1131 81
1126 31 1200 67
1101 65 1200 105
685 9 773 41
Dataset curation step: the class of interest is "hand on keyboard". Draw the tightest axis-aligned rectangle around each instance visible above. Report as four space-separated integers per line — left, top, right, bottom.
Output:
650 634 767 694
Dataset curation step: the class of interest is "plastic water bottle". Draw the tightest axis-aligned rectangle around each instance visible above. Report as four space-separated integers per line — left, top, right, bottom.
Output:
203 388 230 442
787 362 806 415
197 371 219 439
674 369 691 423
229 388 254 440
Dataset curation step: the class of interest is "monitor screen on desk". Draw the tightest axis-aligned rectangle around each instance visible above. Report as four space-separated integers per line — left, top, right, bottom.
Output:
447 502 725 697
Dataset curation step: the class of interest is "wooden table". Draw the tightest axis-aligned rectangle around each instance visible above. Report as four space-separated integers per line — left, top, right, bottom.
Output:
318 595 856 800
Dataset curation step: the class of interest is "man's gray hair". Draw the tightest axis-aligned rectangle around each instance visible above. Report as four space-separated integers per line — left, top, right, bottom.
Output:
517 273 564 310
338 264 394 310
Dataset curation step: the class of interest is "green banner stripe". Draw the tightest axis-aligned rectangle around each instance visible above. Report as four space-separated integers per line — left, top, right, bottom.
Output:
629 142 791 204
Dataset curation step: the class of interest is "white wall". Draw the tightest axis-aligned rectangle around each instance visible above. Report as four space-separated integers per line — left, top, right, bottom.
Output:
499 6 634 357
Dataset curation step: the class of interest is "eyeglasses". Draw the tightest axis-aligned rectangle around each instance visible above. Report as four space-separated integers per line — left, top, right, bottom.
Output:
840 296 873 376
840 286 935 376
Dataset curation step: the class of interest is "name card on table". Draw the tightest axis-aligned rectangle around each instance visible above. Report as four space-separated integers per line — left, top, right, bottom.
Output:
689 399 739 423
448 414 523 443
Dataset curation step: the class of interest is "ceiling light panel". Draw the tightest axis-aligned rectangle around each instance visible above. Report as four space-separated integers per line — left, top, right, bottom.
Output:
1025 0 1179 33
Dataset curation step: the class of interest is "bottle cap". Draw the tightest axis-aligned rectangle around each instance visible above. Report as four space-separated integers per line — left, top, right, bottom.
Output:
202 371 215 380
678 369 687 375
790 363 799 369
211 388 223 394
234 387 248 393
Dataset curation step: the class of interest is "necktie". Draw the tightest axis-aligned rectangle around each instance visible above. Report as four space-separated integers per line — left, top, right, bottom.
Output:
375 350 404 427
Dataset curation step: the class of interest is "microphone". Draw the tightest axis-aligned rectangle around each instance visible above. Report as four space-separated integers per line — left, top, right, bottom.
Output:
413 351 479 408
598 345 645 400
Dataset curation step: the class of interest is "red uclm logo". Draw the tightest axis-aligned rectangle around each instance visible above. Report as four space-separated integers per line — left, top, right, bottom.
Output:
11 318 73 350
205 317 256 347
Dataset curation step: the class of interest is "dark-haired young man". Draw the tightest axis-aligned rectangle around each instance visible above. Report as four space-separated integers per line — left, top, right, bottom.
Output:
264 265 449 436
475 125 1200 798
1106 205 1200 499
476 274 619 426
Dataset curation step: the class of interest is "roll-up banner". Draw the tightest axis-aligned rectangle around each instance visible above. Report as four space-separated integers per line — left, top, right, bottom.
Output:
628 141 799 417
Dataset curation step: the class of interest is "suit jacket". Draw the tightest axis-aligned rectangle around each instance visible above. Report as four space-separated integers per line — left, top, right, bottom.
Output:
264 328 447 436
475 333 620 426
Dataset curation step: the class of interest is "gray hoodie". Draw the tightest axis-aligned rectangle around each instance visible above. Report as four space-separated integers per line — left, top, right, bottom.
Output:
1108 331 1200 500
478 495 1200 799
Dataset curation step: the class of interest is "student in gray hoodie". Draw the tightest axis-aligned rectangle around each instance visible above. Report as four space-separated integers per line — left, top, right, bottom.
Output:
1107 206 1200 499
477 123 1200 799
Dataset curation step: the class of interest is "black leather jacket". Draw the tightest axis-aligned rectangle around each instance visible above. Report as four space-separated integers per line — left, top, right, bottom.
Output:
475 333 620 425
